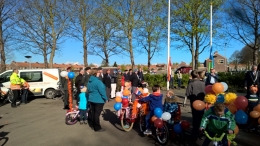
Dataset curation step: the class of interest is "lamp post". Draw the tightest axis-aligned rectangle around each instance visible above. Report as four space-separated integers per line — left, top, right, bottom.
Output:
25 56 32 69
224 43 227 72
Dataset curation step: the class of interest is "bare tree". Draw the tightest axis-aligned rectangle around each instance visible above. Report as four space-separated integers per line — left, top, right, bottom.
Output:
137 0 166 70
226 0 260 64
104 0 144 69
15 0 51 68
0 0 18 72
67 0 95 66
89 3 121 67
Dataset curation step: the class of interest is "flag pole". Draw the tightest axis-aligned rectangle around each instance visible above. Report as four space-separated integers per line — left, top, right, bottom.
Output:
167 0 171 90
210 2 213 68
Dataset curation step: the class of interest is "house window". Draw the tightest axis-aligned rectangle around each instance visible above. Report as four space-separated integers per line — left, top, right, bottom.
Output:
20 71 43 82
218 59 224 64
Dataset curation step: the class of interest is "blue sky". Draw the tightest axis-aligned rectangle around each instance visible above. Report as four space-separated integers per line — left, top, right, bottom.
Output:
13 37 244 66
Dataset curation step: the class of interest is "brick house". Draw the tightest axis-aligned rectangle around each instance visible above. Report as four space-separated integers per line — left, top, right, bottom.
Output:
204 51 227 72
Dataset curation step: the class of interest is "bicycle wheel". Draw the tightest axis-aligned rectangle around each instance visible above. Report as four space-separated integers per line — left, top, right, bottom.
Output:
139 114 146 133
156 123 169 145
65 113 78 125
120 109 134 132
7 90 13 103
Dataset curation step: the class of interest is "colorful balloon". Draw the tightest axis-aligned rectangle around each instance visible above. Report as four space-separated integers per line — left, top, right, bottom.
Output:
212 83 224 94
220 82 228 92
253 104 260 112
235 110 248 124
205 85 215 94
192 100 206 111
154 118 163 128
154 108 163 118
68 72 75 79
123 89 130 96
228 104 237 114
161 112 171 121
216 94 225 103
250 111 260 119
114 103 122 111
60 71 68 77
173 124 182 134
234 125 239 134
122 98 128 105
115 96 122 102
234 96 248 110
151 115 157 122
180 120 190 130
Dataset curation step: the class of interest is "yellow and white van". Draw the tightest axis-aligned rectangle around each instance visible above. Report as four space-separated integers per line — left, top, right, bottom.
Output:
0 69 61 99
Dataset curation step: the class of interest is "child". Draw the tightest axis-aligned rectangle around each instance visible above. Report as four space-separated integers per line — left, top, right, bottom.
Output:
79 86 88 125
138 85 163 135
200 102 235 146
163 90 179 124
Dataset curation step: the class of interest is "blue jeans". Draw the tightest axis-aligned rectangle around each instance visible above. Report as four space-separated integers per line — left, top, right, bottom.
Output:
202 130 228 146
22 89 28 103
79 109 87 121
145 111 154 129
177 79 182 88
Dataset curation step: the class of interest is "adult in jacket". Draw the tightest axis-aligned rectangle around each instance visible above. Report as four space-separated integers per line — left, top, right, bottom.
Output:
10 69 22 108
84 67 91 86
205 68 219 86
137 68 144 82
103 69 111 100
87 69 108 132
245 65 260 96
75 68 85 105
131 69 140 101
61 67 73 110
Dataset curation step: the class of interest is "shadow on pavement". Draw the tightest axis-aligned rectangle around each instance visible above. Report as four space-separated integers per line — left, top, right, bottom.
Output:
102 109 125 132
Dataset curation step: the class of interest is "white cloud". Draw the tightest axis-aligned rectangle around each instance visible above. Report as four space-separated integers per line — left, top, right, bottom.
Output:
65 61 81 65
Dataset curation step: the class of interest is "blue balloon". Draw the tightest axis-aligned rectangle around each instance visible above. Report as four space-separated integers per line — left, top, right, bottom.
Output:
122 96 128 98
173 123 182 134
154 108 163 118
216 94 225 103
114 102 122 111
68 72 75 79
235 110 248 124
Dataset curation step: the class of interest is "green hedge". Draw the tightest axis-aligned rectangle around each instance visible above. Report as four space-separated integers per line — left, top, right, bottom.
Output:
144 72 246 89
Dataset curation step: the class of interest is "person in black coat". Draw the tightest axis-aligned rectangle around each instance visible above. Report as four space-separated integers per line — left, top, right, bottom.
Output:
137 68 144 82
61 67 73 110
84 67 91 86
75 68 85 105
131 69 140 101
98 67 104 81
103 69 111 101
245 65 260 96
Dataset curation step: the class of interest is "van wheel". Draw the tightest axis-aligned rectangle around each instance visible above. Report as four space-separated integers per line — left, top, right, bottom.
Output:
44 89 56 99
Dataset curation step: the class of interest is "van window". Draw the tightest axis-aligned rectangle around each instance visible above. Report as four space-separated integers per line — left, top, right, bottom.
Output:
20 71 43 82
0 71 12 83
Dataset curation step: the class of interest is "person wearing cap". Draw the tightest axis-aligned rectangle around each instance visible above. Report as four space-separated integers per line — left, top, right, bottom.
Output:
131 69 140 101
75 68 86 105
116 70 123 92
97 67 104 81
61 67 73 109
205 68 219 86
84 67 91 86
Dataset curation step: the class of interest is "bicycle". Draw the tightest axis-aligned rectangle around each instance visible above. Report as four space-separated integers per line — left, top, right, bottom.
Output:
65 105 89 125
203 130 237 146
0 88 21 105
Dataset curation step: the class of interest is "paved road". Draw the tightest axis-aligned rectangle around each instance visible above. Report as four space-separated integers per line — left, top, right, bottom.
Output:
0 90 258 146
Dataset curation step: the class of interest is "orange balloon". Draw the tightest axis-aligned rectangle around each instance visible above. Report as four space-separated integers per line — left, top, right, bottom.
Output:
258 118 260 124
228 104 237 114
253 104 260 112
212 83 224 94
234 125 239 134
151 115 157 122
250 111 260 118
123 89 130 96
192 100 206 110
115 96 122 102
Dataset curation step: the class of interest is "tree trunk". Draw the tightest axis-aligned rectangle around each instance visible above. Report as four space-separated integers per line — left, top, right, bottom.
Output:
43 50 48 68
49 39 56 68
195 33 199 69
129 31 134 69
83 31 88 66
43 32 48 68
148 48 151 71
0 22 6 72
253 49 258 65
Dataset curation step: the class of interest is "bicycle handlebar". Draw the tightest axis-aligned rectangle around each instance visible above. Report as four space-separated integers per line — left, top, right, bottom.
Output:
203 130 226 142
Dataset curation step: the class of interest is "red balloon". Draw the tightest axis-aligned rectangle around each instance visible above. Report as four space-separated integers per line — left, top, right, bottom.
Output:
234 96 248 110
180 120 190 130
154 118 163 128
122 98 128 105
205 85 214 94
